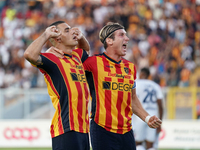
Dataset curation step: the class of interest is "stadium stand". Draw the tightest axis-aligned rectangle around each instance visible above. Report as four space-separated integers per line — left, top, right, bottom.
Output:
0 0 200 89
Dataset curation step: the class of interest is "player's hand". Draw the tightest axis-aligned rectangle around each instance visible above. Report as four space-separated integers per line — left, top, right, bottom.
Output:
147 115 162 129
46 46 64 58
157 126 162 133
72 27 83 41
45 26 61 39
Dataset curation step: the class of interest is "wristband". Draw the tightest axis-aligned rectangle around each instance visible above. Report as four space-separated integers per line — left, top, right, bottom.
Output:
145 115 151 124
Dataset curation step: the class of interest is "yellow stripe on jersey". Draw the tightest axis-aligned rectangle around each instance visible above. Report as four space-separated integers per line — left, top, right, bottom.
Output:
36 50 89 138
83 53 136 134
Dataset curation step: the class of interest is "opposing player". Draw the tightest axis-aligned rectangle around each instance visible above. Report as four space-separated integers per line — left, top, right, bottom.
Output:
24 21 90 150
132 67 164 150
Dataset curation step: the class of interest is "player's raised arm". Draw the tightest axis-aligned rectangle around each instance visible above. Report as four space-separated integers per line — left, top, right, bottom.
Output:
24 26 61 65
45 27 90 57
72 27 90 54
131 88 162 128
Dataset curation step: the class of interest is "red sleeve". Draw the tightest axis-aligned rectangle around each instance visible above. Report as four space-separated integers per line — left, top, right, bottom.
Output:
133 65 137 80
83 56 95 72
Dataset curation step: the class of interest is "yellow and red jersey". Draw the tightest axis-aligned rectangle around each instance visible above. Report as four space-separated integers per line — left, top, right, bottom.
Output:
36 48 89 138
83 52 136 134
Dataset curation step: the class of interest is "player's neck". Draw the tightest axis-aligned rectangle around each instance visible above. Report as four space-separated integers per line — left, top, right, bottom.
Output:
56 45 75 54
104 51 122 62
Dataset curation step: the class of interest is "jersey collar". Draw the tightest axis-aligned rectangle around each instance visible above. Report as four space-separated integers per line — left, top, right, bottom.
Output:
64 53 72 58
103 52 121 64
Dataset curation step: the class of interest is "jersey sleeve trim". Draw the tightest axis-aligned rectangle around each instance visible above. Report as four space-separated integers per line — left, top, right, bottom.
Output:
132 81 136 89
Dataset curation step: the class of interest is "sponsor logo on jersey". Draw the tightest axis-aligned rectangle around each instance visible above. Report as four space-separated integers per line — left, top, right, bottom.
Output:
105 65 114 68
108 72 131 79
71 73 86 82
103 81 132 92
70 64 83 70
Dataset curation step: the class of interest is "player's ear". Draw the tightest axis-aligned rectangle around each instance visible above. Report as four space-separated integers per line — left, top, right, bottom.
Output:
106 38 113 45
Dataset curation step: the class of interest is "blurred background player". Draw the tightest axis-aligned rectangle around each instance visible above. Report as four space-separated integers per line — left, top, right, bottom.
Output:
132 67 164 150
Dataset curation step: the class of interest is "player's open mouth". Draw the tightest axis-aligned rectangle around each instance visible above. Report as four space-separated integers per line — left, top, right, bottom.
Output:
73 36 77 40
122 44 127 49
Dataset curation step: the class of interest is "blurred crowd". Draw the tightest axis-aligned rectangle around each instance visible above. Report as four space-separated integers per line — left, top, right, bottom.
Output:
0 0 200 89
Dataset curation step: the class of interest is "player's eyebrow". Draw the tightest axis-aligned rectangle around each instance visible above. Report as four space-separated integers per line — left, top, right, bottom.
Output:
64 27 71 31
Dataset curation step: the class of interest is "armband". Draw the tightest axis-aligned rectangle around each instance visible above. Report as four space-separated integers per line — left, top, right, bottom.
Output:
145 115 151 124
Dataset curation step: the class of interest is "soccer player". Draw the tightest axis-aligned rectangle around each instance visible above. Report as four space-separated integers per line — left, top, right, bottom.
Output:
83 22 162 150
47 22 162 150
132 67 164 150
24 21 90 150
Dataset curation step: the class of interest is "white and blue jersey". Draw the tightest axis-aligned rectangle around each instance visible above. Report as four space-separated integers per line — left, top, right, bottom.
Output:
132 79 163 142
136 79 163 116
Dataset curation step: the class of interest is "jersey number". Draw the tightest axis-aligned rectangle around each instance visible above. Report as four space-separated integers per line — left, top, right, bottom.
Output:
143 89 157 103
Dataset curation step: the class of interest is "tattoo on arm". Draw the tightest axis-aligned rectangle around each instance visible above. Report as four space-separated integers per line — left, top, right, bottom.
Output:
28 56 42 65
36 56 42 65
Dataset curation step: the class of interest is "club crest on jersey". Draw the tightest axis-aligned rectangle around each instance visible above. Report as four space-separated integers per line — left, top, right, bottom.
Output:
124 67 129 74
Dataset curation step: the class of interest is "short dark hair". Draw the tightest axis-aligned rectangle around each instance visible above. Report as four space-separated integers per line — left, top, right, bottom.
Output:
140 67 150 78
49 21 65 27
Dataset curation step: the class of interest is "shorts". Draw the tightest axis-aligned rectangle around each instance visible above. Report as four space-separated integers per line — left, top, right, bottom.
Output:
132 115 156 142
90 119 136 150
52 130 89 150
153 133 159 149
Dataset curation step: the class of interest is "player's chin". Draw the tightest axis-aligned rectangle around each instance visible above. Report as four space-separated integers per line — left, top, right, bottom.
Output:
74 40 78 44
71 41 78 46
121 52 126 56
